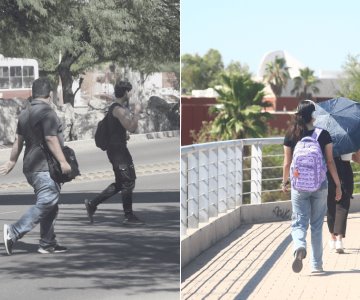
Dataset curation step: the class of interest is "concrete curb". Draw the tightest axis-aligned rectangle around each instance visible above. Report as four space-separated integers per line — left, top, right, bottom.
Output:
0 130 180 154
66 130 180 146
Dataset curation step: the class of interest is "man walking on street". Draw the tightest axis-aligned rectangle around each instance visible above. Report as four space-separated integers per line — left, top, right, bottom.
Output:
85 80 144 225
0 77 71 255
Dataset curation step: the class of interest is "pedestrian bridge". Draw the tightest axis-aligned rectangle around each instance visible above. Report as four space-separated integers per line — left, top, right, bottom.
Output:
181 138 360 299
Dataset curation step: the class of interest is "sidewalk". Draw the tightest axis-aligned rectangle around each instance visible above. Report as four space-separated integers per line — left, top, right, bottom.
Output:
0 130 180 151
182 212 360 300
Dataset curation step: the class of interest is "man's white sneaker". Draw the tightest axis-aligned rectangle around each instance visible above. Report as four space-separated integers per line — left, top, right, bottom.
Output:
335 240 344 254
3 224 14 255
38 244 68 254
311 267 324 274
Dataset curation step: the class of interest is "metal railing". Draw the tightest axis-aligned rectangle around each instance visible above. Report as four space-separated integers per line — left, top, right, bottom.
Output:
181 137 360 237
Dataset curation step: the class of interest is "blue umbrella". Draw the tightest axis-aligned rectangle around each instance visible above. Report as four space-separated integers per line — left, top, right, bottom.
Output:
314 97 360 157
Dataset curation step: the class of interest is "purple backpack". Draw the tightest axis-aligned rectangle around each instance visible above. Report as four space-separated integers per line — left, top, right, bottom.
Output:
290 128 327 192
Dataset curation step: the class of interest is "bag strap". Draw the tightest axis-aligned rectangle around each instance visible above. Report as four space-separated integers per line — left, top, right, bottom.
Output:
28 105 56 160
311 127 323 141
106 102 125 132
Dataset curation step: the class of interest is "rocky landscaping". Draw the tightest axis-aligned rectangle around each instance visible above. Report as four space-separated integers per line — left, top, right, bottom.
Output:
0 95 179 145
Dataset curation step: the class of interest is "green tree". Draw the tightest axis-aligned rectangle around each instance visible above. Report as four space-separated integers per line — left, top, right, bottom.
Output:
225 60 250 76
181 49 223 93
291 67 320 100
338 54 360 101
0 0 179 106
192 73 271 142
263 56 290 98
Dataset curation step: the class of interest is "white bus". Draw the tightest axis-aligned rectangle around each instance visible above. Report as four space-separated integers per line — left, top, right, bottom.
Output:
0 54 39 99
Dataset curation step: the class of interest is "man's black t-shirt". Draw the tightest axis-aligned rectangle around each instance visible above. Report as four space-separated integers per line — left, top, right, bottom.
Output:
283 128 332 156
16 99 64 174
106 102 133 165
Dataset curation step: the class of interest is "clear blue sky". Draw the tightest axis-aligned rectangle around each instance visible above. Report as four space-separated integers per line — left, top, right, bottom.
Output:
181 0 360 75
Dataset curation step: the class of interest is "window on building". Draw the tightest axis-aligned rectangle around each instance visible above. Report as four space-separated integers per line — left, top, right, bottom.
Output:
23 66 35 88
0 67 9 89
10 66 22 89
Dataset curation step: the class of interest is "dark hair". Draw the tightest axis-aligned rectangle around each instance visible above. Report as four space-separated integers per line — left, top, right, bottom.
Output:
32 77 52 99
114 81 132 98
286 100 316 143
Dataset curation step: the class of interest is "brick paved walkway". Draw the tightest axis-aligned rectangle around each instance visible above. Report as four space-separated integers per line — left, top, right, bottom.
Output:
182 212 360 300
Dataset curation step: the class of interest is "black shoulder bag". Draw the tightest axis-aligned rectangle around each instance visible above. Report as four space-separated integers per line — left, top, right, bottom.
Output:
41 143 81 184
29 106 81 184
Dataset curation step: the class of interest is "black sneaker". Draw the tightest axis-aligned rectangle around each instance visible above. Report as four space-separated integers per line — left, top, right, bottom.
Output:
292 247 306 273
123 213 144 225
84 199 96 223
3 224 14 256
38 244 68 254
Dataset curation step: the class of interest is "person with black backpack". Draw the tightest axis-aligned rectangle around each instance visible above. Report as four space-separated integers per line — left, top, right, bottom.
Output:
85 80 143 225
281 100 342 274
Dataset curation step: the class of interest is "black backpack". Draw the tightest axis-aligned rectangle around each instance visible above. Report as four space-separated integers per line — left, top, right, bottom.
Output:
95 103 121 151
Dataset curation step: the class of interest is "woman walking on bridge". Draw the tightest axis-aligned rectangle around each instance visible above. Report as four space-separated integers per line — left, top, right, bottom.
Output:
281 100 341 273
327 150 360 253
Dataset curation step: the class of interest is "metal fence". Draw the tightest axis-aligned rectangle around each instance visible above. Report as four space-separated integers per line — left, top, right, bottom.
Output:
181 137 360 237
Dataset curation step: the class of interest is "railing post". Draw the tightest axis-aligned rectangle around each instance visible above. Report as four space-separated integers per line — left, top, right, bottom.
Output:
208 147 218 218
199 150 209 223
227 144 236 209
181 153 188 236
218 146 227 213
251 142 263 204
187 151 199 228
235 141 243 206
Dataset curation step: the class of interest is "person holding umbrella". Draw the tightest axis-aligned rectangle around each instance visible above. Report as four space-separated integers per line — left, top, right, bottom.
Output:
326 151 360 253
312 97 360 255
282 100 342 274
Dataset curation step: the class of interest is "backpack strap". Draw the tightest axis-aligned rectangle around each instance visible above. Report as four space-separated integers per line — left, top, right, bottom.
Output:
311 127 323 141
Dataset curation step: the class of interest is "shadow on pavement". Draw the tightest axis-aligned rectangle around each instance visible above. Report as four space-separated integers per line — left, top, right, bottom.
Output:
0 191 179 296
182 224 292 300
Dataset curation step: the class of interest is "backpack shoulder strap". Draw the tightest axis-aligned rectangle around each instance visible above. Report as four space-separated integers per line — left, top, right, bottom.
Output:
311 127 323 141
106 102 125 132
107 102 124 117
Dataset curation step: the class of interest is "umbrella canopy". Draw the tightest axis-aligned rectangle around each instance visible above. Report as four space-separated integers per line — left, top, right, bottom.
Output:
314 97 360 157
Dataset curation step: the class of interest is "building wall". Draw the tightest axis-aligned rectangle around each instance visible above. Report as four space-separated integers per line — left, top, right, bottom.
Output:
267 113 293 133
271 96 333 112
181 95 336 145
181 97 217 145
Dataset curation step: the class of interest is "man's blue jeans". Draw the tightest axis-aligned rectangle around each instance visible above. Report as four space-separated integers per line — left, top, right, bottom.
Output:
9 171 60 248
291 182 328 270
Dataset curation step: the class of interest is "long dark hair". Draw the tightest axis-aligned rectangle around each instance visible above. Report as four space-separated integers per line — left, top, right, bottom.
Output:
286 100 315 143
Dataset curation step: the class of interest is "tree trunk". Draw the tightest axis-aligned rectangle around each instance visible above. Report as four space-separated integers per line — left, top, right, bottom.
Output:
58 57 74 106
57 51 83 107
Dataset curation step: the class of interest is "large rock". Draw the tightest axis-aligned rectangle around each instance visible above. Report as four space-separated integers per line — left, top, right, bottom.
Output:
0 99 28 145
72 110 104 140
139 96 179 133
0 94 179 144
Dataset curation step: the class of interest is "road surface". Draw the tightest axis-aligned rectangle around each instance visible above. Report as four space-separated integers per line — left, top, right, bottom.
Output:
0 136 180 300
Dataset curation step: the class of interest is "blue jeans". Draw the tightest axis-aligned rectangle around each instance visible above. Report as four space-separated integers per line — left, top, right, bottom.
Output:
291 181 328 270
9 171 60 248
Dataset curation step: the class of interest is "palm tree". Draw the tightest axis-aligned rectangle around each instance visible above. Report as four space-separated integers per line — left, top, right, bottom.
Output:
263 56 290 98
193 73 271 142
291 67 320 99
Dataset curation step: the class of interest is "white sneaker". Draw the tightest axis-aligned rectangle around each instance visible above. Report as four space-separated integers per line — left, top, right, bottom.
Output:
329 240 336 251
335 240 344 254
311 267 324 274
